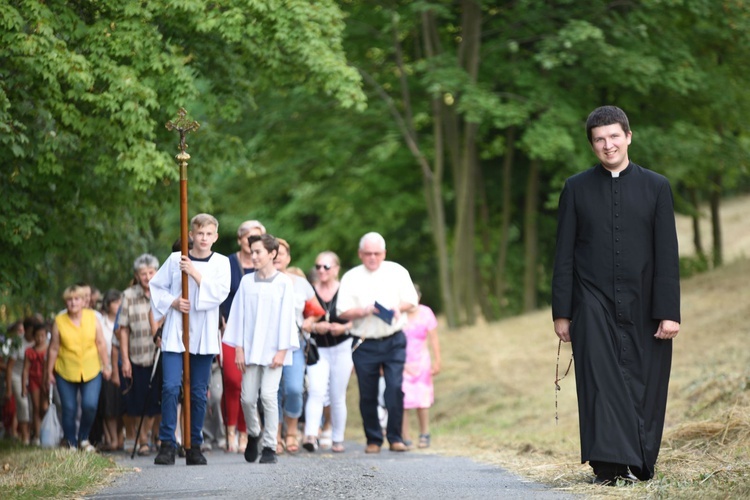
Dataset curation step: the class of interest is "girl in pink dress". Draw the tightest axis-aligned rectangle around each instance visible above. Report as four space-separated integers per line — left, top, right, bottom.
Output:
401 292 441 449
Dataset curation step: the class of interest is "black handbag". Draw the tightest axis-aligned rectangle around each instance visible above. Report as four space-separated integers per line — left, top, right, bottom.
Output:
305 335 320 366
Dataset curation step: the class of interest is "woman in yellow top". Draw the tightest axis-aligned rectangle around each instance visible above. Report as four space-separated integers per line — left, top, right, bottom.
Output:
46 284 112 451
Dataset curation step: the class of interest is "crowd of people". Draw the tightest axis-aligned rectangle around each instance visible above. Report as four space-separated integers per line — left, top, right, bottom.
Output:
2 104 682 485
0 217 442 467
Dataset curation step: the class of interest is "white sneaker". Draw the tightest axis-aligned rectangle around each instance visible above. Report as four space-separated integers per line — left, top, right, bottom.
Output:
79 440 96 452
32 438 41 446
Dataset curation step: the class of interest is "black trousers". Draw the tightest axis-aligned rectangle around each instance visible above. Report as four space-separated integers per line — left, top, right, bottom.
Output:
352 331 406 446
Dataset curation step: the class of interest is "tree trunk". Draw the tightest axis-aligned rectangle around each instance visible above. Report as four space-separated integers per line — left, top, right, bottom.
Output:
450 0 482 325
494 127 516 307
523 159 540 311
687 187 705 260
709 173 723 267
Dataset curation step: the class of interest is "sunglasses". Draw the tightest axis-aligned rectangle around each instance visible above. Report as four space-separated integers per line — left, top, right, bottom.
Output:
315 264 332 270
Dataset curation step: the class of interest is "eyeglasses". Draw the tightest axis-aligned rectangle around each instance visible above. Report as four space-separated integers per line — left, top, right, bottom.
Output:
315 264 332 271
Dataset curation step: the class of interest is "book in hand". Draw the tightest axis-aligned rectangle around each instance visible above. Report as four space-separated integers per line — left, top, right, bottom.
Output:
373 301 394 325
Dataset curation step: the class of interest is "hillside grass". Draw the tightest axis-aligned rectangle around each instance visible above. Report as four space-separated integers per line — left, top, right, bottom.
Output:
423 257 750 498
348 194 750 498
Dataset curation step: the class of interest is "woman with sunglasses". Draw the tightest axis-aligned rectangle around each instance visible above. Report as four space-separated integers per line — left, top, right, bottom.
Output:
302 252 354 453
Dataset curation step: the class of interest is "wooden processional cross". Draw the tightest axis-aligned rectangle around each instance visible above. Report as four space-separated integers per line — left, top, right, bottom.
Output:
166 108 200 450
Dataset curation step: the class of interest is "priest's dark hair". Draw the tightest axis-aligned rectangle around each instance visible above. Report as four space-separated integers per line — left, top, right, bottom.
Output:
248 233 280 258
585 105 630 144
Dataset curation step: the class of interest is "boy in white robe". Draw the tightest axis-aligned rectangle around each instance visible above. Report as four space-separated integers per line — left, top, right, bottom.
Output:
223 234 298 464
150 213 230 466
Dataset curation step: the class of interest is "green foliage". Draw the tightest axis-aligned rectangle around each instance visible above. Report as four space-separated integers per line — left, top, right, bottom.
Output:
1 0 749 322
0 0 365 317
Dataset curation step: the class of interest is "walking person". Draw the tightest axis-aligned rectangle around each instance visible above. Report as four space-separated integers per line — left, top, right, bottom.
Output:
223 234 299 465
302 251 354 453
401 286 441 449
46 284 113 450
98 289 124 451
150 213 231 466
22 322 49 446
219 220 266 453
337 232 418 453
552 106 681 485
5 320 33 445
119 254 162 456
273 238 320 455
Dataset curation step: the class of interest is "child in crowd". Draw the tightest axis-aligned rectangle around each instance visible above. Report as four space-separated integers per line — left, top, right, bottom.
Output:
223 234 299 465
401 286 441 449
22 323 49 445
150 213 230 466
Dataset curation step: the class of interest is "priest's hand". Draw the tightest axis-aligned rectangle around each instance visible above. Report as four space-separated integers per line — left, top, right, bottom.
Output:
654 319 680 340
554 318 571 343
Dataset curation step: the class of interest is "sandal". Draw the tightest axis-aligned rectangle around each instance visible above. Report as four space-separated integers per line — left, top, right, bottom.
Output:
237 432 247 454
137 443 151 456
285 434 300 454
302 436 318 452
226 430 237 453
418 434 431 448
276 441 285 455
331 442 345 453
319 428 333 450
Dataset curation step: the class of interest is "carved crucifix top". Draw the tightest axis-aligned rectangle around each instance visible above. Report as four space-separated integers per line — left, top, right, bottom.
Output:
165 107 200 154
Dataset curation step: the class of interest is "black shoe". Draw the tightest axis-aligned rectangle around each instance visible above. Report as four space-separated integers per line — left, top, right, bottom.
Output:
244 435 260 463
154 443 176 465
593 475 616 486
186 446 207 465
177 445 186 458
259 447 277 464
593 471 638 486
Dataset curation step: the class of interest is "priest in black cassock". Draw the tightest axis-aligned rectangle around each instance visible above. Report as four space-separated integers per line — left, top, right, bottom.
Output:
552 106 681 485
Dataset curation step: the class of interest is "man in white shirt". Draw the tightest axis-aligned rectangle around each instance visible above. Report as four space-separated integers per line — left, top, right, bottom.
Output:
337 232 418 454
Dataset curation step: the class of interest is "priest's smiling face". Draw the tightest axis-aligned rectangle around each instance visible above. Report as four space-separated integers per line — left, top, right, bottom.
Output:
590 123 632 173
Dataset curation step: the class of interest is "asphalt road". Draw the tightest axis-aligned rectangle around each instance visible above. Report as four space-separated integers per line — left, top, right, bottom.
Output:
89 441 577 500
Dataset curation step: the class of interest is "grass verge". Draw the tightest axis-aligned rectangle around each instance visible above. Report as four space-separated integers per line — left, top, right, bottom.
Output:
0 441 119 499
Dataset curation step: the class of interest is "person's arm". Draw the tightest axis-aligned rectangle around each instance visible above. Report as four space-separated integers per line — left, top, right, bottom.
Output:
21 354 30 398
338 304 376 321
428 326 442 375
551 182 577 335
120 325 132 378
94 318 112 380
6 357 14 398
111 344 120 387
271 349 287 369
652 179 681 327
234 346 245 373
46 323 61 386
327 320 353 337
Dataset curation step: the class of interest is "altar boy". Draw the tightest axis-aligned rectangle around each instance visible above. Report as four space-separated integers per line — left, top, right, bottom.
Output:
150 213 230 465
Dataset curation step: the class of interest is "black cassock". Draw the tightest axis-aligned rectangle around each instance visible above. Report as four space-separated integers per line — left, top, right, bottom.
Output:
552 163 680 480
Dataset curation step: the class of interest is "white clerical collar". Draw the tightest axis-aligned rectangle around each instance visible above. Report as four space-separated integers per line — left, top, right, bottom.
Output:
611 171 620 178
